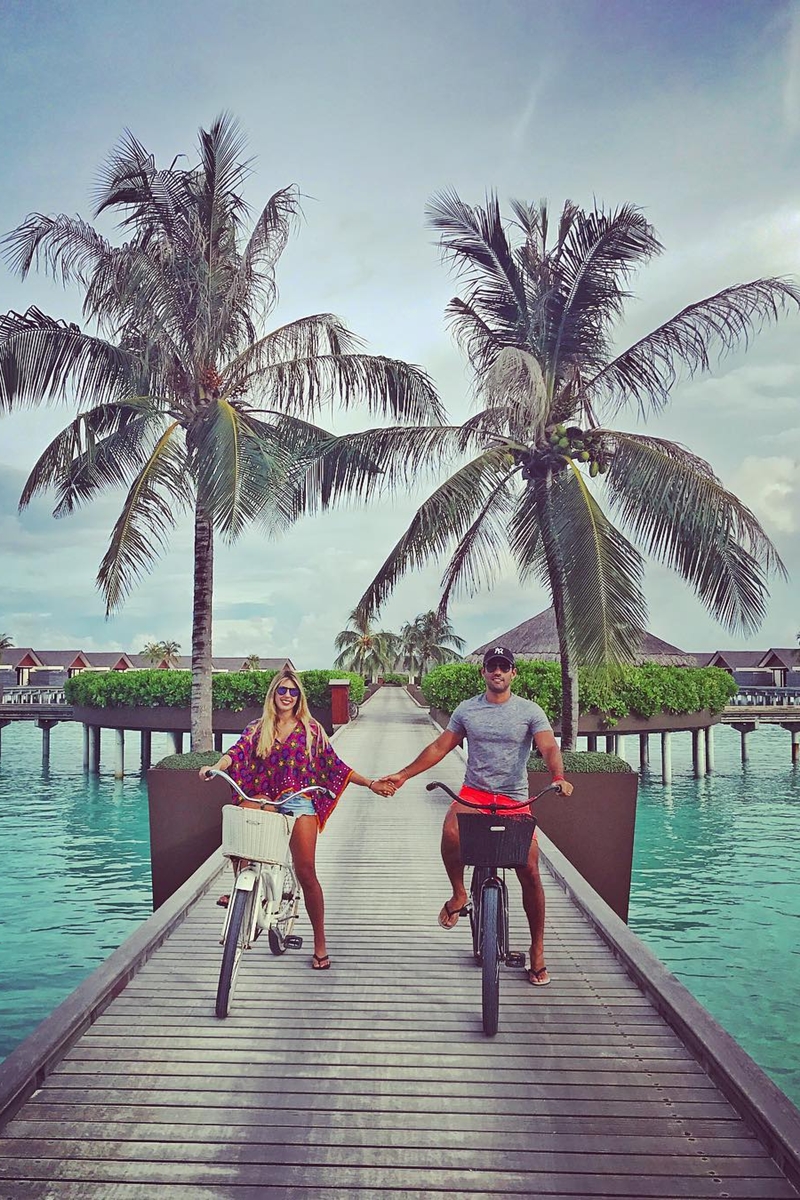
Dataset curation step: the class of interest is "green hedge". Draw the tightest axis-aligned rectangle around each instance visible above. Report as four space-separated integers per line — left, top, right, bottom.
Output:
420 661 736 723
528 750 633 774
154 750 220 771
65 668 366 710
382 673 409 686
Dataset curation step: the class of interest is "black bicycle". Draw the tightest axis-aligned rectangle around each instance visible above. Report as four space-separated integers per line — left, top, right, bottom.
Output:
426 780 563 1036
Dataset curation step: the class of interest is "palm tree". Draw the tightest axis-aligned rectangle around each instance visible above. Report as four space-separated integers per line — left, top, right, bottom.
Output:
400 610 464 682
140 641 166 666
356 195 798 747
334 609 398 680
0 115 442 748
159 640 181 668
243 653 262 670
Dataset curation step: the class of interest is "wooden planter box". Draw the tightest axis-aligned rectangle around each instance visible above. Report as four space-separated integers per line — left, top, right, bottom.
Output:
146 768 230 910
529 768 640 922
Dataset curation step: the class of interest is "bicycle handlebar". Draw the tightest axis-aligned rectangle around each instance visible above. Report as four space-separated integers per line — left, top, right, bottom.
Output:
425 779 563 811
201 767 329 808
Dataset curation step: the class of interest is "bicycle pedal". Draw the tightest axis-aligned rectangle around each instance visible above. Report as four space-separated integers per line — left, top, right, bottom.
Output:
506 952 526 968
284 935 303 949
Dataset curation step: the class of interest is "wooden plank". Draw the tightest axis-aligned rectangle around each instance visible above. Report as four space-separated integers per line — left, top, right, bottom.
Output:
0 1125 776 1158
21 1085 741 1119
0 1158 796 1196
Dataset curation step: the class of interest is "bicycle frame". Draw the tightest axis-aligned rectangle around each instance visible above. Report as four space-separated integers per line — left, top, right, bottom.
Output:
426 778 563 1035
202 767 327 1016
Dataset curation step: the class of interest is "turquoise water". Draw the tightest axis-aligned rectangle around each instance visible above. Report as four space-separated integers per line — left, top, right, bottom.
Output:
0 717 798 1110
0 722 167 1057
627 722 800 1108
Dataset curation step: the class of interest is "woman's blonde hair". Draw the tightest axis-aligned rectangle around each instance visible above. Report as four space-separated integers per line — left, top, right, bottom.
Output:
255 670 329 759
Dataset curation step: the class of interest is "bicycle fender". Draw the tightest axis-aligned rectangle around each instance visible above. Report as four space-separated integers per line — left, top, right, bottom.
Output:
233 870 257 893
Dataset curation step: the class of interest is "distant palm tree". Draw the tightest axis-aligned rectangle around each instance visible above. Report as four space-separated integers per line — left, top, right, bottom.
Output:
243 653 261 670
400 611 464 682
159 640 181 668
357 195 797 747
0 115 442 749
334 609 398 680
140 641 167 666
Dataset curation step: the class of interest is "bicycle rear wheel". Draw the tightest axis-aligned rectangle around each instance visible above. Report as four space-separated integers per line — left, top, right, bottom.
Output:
216 888 250 1018
480 885 501 1037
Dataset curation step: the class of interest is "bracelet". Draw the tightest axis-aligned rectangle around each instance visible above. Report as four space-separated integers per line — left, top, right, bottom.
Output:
368 780 375 791
552 776 566 783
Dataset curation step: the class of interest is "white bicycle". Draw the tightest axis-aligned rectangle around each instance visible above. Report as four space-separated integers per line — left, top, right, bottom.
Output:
204 769 323 1018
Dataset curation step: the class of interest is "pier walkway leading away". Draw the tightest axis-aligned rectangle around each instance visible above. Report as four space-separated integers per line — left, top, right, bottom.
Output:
1 688 800 1197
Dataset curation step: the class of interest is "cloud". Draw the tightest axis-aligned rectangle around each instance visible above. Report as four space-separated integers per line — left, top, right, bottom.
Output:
731 455 800 534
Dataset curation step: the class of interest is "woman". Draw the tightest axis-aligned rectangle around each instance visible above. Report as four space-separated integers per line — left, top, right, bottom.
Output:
201 670 392 970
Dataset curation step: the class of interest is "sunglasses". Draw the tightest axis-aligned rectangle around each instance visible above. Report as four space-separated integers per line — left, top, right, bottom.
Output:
485 659 513 672
276 685 300 697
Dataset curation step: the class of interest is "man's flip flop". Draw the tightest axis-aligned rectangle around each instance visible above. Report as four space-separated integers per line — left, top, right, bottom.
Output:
216 895 230 908
312 954 331 970
528 965 551 986
438 901 471 929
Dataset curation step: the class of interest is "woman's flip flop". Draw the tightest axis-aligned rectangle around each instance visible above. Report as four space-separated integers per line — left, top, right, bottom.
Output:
312 954 331 970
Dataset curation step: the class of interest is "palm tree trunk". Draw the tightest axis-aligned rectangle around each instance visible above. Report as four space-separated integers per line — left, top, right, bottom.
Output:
535 475 580 750
191 504 214 751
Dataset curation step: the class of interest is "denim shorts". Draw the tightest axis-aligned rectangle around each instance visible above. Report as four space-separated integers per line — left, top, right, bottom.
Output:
274 792 317 818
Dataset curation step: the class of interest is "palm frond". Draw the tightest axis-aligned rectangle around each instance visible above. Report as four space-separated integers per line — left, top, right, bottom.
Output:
355 448 515 622
0 307 137 411
436 469 518 616
2 213 114 287
251 352 445 423
480 345 549 442
427 189 528 326
225 314 362 395
604 432 784 632
191 399 293 541
586 279 800 418
540 466 648 666
549 204 660 384
270 418 472 518
18 398 167 515
97 425 187 612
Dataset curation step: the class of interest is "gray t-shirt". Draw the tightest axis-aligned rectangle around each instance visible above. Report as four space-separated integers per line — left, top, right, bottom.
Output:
447 693 552 801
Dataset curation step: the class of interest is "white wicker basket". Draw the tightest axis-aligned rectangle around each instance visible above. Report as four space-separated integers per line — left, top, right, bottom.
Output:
221 805 295 863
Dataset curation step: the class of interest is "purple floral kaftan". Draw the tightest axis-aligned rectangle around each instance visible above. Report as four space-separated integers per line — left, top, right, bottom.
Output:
225 720 352 830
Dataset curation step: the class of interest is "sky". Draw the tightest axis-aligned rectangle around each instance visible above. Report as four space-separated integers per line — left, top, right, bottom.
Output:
1 0 800 668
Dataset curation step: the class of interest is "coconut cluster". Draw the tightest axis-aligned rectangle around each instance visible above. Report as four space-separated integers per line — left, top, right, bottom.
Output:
516 424 612 480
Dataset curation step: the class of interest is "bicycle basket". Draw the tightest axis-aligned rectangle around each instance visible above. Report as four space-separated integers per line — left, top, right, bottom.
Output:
221 805 295 863
457 813 536 868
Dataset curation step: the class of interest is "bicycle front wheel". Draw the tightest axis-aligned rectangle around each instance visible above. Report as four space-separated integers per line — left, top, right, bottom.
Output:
268 867 300 955
480 885 501 1037
216 888 250 1019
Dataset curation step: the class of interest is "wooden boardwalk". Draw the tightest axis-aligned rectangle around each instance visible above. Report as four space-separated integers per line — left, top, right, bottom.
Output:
1 688 799 1197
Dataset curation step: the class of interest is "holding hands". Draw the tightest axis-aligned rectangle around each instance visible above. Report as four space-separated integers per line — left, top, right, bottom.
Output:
369 777 397 797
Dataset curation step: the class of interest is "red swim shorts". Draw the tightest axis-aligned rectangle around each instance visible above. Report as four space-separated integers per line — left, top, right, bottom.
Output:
458 784 535 826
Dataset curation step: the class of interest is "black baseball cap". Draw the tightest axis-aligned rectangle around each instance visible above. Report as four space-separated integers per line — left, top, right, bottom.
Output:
482 645 515 669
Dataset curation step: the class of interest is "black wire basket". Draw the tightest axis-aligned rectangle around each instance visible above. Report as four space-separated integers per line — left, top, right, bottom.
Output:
457 813 536 868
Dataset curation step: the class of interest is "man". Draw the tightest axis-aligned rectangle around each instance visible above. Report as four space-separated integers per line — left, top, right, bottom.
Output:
381 646 573 986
